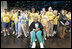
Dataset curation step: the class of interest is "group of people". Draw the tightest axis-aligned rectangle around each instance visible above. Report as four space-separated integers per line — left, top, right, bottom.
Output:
1 7 71 48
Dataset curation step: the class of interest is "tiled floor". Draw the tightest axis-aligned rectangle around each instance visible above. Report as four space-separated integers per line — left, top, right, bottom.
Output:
1 32 71 48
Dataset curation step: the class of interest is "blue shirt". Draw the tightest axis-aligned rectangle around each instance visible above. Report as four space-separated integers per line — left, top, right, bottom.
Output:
18 13 27 24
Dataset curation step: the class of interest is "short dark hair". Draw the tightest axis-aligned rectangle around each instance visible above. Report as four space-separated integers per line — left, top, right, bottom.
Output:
21 9 24 12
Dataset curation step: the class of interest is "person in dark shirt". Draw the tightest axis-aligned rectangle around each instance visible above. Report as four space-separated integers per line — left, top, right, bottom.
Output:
58 10 67 39
29 17 44 48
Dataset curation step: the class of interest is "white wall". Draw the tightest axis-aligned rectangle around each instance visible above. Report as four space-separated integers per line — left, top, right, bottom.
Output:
1 1 7 12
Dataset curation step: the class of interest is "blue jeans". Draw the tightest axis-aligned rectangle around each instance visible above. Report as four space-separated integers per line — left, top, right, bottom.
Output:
26 21 29 25
66 20 71 31
30 30 43 43
2 22 10 28
15 23 18 33
69 20 71 24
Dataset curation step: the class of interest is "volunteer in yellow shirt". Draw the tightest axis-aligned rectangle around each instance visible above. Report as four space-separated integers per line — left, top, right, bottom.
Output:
41 10 48 40
53 10 59 36
11 10 16 34
2 12 11 23
29 12 34 26
46 11 54 21
66 12 71 21
40 10 43 22
12 10 18 35
46 7 54 37
29 7 36 26
1 9 11 36
29 12 40 26
66 12 71 33
35 12 40 21
29 8 41 26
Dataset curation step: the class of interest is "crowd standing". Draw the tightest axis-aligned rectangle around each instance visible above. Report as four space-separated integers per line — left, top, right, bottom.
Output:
1 7 71 48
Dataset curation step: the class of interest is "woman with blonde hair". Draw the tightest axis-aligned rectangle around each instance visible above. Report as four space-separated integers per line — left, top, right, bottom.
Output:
46 7 54 37
1 9 11 36
41 8 48 40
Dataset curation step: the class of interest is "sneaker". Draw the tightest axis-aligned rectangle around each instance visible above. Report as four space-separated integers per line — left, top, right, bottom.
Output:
40 42 44 48
8 33 10 35
44 38 47 40
7 32 10 35
69 30 71 33
53 31 56 34
35 39 37 41
24 34 27 38
1 31 3 34
31 42 36 48
4 32 6 37
12 31 15 34
17 34 21 38
25 36 27 38
15 33 18 35
51 34 54 37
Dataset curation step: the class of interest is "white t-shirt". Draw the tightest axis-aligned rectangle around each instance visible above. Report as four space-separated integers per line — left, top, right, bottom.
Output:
35 23 39 29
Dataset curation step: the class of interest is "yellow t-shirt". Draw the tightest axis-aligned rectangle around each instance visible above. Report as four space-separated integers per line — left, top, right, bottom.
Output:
25 14 29 21
29 13 40 26
29 13 33 26
11 13 15 21
13 13 18 23
66 14 71 20
46 11 54 21
41 14 48 26
1 12 11 23
1 12 4 20
30 13 40 20
53 16 59 25
35 13 40 19
29 13 34 22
